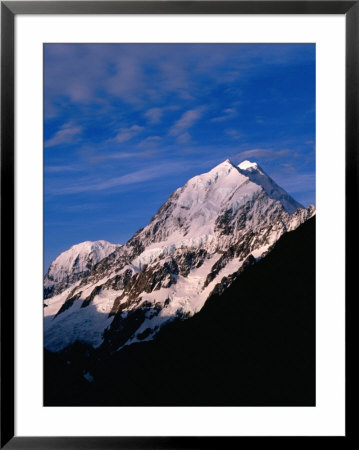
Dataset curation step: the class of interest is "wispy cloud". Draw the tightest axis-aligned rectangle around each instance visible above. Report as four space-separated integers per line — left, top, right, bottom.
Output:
106 56 144 105
78 146 155 164
236 148 290 161
280 163 296 174
275 173 315 194
49 162 186 195
45 122 83 148
211 108 237 122
144 108 164 124
158 59 193 100
225 129 242 141
176 132 192 144
169 107 205 137
137 136 162 148
45 164 83 173
113 125 144 143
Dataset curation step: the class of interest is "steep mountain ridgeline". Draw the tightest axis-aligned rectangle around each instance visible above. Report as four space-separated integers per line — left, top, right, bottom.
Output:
44 159 315 353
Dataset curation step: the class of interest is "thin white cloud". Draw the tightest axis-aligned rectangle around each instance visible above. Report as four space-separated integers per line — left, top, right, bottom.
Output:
137 136 162 148
169 107 205 136
113 125 144 143
45 122 83 148
225 129 242 140
50 162 185 195
275 173 315 194
144 108 164 124
79 147 156 164
45 165 83 173
144 105 179 124
176 132 191 144
236 148 290 161
211 108 237 123
106 56 144 105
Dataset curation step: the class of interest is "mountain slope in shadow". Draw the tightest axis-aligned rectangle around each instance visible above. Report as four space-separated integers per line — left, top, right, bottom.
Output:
44 217 315 406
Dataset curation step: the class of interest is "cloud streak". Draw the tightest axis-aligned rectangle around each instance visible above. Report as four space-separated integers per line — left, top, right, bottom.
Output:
49 162 187 195
211 108 237 122
144 108 164 124
169 107 205 136
113 125 144 143
45 122 83 148
274 173 315 194
236 148 290 161
45 164 84 173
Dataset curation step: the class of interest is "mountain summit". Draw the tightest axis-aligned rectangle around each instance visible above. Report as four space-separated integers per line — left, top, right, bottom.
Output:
44 160 315 353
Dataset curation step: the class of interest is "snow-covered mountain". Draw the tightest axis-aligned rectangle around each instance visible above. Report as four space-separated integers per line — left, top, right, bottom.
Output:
44 160 315 353
44 240 121 299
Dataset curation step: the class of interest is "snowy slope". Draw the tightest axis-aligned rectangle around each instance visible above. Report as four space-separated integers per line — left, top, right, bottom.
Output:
237 160 303 214
44 240 121 298
44 160 315 353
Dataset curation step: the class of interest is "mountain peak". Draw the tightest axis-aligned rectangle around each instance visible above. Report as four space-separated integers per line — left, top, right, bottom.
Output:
212 158 236 169
238 160 259 171
201 158 240 182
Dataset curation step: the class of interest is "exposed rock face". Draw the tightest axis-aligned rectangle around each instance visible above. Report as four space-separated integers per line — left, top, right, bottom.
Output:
44 160 315 353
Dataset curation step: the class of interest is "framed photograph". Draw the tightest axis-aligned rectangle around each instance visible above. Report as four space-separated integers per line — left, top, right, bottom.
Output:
1 1 355 446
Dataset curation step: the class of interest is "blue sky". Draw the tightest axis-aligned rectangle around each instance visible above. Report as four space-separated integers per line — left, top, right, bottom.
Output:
44 43 315 271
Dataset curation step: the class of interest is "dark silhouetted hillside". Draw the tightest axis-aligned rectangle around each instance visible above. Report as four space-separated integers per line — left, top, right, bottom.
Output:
44 217 315 406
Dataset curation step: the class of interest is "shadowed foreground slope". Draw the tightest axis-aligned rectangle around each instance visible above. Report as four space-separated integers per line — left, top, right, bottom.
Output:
44 217 315 406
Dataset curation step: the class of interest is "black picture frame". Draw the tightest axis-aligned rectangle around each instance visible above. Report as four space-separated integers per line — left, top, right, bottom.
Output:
1 1 355 447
